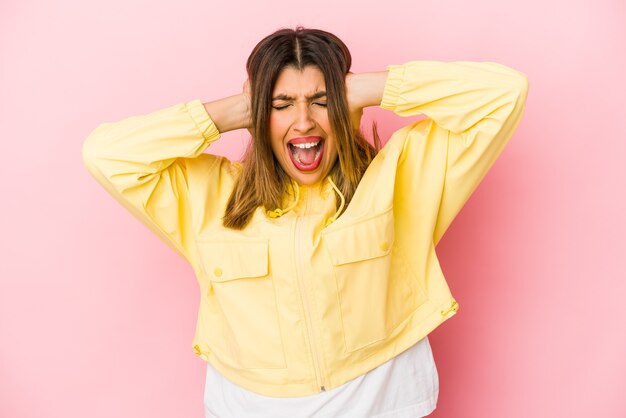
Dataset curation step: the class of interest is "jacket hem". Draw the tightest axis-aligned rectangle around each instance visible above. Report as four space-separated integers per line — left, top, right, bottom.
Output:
192 298 457 397
326 298 457 391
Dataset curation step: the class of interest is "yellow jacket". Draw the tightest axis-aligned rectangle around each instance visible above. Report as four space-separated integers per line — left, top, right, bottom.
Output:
82 60 528 397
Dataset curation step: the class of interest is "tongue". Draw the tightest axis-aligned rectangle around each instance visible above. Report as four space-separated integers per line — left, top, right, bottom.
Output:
296 147 318 165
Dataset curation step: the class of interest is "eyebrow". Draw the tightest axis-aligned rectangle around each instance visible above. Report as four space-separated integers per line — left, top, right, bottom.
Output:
272 91 327 101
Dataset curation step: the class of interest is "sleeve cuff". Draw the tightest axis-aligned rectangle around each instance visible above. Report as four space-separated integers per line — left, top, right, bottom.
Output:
186 99 221 144
380 64 405 110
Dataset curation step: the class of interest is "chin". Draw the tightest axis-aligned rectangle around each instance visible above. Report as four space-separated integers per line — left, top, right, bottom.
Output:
287 168 326 186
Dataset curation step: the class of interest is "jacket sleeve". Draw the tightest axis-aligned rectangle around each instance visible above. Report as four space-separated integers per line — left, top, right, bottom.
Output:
81 99 222 264
380 60 529 246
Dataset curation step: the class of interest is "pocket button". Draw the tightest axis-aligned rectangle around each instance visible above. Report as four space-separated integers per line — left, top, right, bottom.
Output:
380 241 389 252
213 267 223 278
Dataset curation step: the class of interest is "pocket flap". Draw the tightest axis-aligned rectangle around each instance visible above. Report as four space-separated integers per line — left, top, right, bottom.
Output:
323 210 395 266
197 239 269 282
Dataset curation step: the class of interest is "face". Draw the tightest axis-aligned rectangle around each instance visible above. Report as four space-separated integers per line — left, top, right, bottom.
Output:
269 65 338 187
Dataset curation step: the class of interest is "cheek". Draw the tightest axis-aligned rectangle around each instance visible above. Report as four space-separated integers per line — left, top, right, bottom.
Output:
270 113 290 132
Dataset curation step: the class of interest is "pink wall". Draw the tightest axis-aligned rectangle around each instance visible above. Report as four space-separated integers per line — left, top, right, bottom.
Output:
2 0 625 417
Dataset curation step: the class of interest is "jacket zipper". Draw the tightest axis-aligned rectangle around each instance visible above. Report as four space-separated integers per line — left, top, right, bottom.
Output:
293 197 327 392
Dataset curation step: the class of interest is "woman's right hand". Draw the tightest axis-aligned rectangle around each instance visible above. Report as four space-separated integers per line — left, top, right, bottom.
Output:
203 83 253 134
242 78 254 136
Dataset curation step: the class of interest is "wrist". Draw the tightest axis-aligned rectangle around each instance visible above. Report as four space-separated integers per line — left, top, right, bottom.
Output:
350 71 389 109
203 93 251 133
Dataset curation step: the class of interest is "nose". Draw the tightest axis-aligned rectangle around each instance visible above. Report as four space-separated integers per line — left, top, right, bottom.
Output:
293 103 315 133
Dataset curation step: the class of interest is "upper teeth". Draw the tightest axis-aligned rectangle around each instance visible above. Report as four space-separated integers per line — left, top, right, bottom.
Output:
291 141 319 149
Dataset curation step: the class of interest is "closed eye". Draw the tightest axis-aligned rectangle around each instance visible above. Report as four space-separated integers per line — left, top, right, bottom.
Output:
272 102 327 111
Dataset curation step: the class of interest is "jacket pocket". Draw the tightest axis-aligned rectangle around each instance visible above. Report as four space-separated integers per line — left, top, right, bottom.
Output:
196 238 287 369
323 209 421 352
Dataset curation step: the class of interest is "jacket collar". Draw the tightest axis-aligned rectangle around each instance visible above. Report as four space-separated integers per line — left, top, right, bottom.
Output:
266 176 345 225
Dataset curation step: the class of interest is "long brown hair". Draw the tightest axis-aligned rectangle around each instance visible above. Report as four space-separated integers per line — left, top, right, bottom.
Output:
223 26 381 229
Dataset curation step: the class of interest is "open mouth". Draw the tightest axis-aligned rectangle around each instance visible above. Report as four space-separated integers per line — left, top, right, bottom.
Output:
287 137 324 172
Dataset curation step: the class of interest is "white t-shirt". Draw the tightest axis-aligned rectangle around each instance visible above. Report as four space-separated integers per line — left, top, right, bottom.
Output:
204 336 438 418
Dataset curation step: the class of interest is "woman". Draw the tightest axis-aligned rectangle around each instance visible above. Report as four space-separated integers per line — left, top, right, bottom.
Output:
83 26 528 417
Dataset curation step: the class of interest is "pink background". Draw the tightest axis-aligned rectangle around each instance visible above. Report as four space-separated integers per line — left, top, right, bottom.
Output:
2 0 625 417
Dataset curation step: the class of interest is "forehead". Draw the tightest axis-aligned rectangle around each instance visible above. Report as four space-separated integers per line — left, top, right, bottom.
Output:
272 66 326 96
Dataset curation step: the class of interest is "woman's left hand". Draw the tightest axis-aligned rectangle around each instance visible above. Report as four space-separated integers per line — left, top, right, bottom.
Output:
345 70 389 132
345 72 364 132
